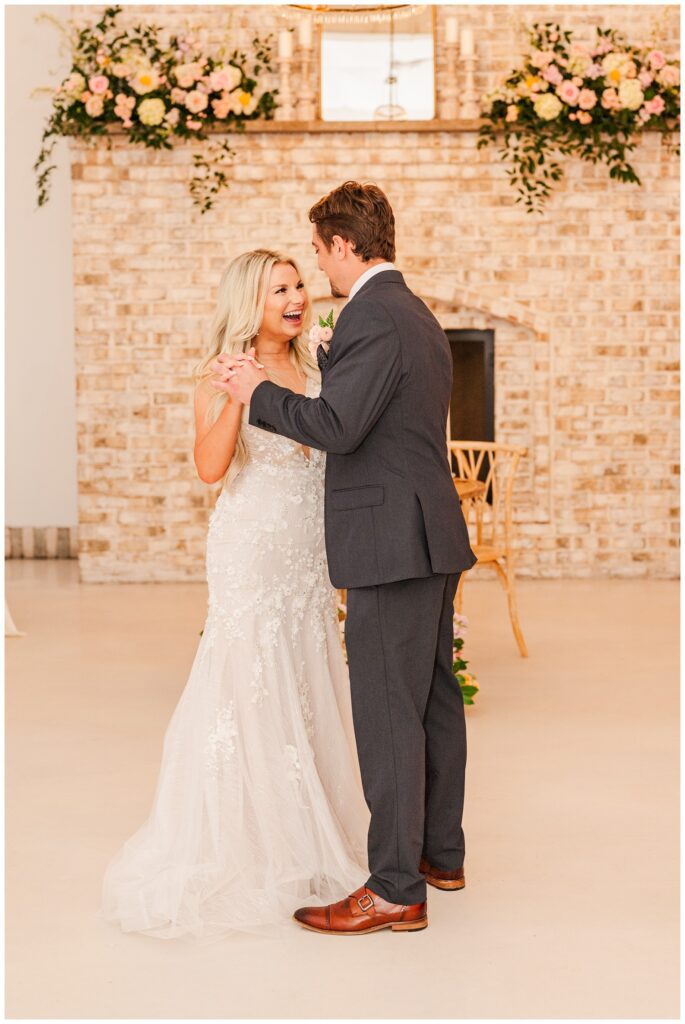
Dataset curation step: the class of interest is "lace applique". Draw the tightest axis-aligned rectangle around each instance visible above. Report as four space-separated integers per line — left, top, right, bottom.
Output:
206 702 237 774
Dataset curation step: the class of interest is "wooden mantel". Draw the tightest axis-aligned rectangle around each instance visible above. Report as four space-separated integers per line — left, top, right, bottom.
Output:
240 119 486 133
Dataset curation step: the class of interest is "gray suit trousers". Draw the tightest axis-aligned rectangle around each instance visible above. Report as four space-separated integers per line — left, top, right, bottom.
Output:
344 571 466 906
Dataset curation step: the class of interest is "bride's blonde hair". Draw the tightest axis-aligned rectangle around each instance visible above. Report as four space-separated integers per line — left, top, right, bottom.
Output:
194 249 318 487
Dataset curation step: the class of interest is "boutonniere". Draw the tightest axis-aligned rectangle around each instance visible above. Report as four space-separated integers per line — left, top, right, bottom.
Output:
308 309 334 360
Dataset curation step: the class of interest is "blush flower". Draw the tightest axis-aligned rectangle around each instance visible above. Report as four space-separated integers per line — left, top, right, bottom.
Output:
208 65 242 92
88 75 109 95
556 80 581 105
601 87 621 110
644 94 666 116
84 94 104 117
658 64 680 88
578 88 597 110
647 50 667 70
185 89 209 114
543 63 563 85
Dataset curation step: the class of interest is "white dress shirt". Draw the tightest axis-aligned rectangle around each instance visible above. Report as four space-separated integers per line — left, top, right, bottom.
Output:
348 262 396 302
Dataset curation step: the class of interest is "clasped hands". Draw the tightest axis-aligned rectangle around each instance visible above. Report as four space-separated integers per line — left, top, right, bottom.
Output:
210 347 268 405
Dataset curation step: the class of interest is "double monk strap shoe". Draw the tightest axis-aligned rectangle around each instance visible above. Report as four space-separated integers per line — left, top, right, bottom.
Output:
293 885 428 935
419 857 466 891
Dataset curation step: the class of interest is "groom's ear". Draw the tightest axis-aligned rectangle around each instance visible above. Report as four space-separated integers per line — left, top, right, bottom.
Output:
329 235 348 260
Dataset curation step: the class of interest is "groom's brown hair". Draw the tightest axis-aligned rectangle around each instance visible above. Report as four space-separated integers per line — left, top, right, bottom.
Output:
309 181 396 262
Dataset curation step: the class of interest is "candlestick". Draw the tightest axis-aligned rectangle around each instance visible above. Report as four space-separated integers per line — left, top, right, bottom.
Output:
296 49 317 121
445 16 458 45
459 53 481 119
276 54 295 120
278 29 293 60
298 16 313 49
460 28 474 57
440 39 459 120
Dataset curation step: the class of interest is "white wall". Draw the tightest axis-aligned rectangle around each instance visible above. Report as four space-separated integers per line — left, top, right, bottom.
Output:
5 5 77 526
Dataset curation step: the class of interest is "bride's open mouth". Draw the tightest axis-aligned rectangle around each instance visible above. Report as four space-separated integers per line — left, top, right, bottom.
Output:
283 310 303 326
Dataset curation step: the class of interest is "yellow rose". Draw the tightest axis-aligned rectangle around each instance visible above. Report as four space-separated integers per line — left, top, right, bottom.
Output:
618 79 644 110
137 97 166 126
533 92 563 120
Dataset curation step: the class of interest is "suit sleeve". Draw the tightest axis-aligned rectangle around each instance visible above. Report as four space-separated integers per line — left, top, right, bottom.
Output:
248 302 402 455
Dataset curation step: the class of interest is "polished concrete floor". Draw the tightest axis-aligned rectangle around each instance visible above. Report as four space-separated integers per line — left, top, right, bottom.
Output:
5 560 679 1019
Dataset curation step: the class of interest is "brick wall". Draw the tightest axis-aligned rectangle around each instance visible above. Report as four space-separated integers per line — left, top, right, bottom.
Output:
70 4 680 581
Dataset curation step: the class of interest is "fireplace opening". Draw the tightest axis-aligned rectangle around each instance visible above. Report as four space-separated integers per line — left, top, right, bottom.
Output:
444 328 495 496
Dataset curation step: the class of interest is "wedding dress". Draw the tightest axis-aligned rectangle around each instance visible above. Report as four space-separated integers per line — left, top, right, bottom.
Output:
102 376 370 939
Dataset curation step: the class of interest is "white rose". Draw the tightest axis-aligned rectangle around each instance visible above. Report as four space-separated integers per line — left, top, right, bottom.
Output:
137 97 166 126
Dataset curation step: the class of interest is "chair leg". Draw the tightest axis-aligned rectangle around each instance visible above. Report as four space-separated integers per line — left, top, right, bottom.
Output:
493 560 528 658
454 569 468 614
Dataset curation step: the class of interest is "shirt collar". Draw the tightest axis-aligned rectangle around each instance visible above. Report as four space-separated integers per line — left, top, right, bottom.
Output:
348 262 396 302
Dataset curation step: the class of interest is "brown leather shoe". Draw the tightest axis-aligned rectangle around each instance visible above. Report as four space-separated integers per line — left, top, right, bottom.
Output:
419 857 466 891
293 885 427 935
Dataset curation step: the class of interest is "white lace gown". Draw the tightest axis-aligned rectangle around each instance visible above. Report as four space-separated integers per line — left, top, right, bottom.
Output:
102 377 370 939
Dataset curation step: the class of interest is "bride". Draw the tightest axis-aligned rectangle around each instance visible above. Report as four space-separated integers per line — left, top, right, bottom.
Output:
102 249 369 939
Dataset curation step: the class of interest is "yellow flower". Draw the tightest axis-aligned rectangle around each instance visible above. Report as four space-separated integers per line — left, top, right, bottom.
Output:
137 97 166 126
617 79 644 110
131 68 160 95
533 92 563 120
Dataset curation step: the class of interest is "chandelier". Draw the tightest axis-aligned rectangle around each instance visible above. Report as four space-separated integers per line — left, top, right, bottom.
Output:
286 4 422 26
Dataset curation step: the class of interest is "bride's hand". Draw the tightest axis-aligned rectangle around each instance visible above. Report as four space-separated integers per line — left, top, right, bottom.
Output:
212 348 264 380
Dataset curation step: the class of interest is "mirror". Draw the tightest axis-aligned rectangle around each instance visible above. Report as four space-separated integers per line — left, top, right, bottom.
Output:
319 6 435 122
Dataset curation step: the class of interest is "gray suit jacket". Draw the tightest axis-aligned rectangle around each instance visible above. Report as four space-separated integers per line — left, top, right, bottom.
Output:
249 270 477 588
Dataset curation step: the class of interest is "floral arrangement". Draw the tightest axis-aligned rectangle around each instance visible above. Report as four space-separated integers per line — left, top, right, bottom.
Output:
308 309 335 360
477 22 680 213
35 5 278 213
453 613 479 705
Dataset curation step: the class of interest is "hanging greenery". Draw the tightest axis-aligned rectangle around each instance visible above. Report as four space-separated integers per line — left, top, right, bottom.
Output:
477 22 680 213
35 6 278 213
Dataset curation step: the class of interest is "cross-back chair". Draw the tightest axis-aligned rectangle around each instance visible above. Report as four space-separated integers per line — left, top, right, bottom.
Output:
449 441 529 657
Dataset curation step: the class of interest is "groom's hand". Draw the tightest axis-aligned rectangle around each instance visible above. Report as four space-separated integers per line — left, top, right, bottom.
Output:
210 348 268 404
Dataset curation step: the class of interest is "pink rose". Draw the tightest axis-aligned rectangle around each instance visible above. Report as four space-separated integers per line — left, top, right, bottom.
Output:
644 95 666 116
658 65 680 88
320 327 333 343
638 70 654 88
601 87 621 110
571 76 583 87
530 49 555 69
543 64 563 85
557 80 581 105
88 75 109 95
211 94 232 119
170 87 187 105
576 110 593 125
578 88 597 110
186 118 202 130
647 49 666 70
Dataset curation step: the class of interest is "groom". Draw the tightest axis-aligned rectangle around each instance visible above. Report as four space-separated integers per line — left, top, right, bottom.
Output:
215 181 477 934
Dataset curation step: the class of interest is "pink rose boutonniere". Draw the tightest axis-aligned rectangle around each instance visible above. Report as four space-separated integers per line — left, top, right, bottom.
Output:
308 309 334 361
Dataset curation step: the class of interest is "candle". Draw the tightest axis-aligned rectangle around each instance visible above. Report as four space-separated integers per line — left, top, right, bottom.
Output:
298 16 313 49
445 16 458 45
278 29 293 60
460 28 474 56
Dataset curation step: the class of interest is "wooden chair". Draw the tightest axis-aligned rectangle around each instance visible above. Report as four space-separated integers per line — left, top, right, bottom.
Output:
449 441 529 657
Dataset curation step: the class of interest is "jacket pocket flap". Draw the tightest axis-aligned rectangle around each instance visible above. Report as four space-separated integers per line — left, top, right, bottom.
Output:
331 485 385 511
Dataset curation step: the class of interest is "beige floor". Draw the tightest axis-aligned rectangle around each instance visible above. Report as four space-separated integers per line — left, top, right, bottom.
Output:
5 560 679 1019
